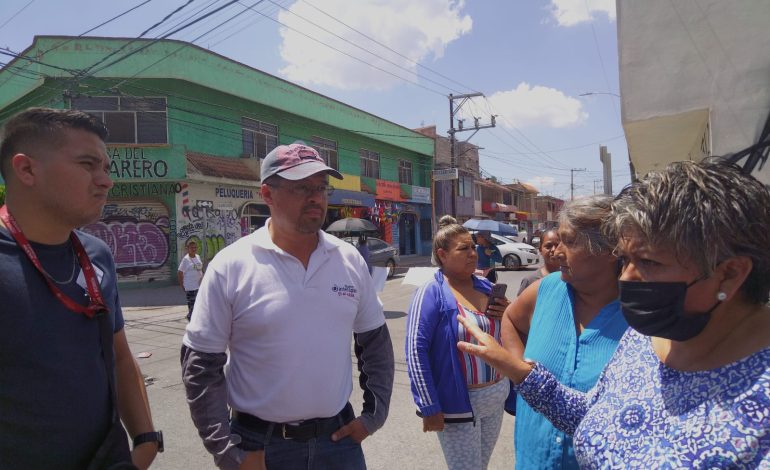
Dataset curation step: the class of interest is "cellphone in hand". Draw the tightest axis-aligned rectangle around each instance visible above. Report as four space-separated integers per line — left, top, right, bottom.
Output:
487 283 508 306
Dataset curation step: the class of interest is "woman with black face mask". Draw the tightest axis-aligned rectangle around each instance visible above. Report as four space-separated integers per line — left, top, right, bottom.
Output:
456 160 770 468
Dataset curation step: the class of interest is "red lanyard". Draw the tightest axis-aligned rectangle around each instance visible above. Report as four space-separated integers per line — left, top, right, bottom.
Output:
0 205 109 318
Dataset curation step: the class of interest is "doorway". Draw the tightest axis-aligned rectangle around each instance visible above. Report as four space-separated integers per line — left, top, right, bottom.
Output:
399 212 417 255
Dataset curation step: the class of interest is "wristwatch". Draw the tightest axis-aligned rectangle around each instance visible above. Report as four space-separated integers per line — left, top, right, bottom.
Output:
133 430 164 453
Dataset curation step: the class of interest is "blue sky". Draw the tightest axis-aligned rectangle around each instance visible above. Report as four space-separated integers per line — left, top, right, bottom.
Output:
0 0 627 199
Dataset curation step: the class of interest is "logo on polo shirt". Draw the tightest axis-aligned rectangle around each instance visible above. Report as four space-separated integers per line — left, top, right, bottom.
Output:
332 284 357 298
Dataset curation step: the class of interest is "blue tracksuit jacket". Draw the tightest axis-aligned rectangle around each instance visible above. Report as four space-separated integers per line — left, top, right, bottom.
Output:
405 270 515 422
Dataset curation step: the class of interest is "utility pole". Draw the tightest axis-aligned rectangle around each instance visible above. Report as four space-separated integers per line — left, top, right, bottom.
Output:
448 93 495 218
599 145 613 195
570 168 586 200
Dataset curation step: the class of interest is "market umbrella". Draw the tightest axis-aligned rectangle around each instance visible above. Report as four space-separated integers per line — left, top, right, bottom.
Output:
326 217 378 233
462 218 518 236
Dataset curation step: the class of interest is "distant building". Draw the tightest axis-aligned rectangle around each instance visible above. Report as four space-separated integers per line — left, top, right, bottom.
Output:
0 36 434 286
414 125 479 224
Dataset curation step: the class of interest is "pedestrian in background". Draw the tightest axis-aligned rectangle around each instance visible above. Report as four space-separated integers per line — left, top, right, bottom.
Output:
0 108 160 469
181 142 394 470
177 239 203 321
406 216 512 470
475 230 502 283
356 233 371 274
517 228 560 295
459 160 770 467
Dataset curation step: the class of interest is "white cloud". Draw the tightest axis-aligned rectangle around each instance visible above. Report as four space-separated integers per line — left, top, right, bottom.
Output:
549 0 615 27
277 0 472 90
484 82 587 129
525 176 556 193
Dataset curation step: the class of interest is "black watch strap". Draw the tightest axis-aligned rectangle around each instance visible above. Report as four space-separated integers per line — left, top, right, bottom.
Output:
133 430 164 453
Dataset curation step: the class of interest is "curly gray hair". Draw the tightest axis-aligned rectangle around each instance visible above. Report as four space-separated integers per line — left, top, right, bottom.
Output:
605 160 770 304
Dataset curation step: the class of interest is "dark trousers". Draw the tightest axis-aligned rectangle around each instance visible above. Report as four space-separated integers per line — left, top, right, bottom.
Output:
185 289 198 320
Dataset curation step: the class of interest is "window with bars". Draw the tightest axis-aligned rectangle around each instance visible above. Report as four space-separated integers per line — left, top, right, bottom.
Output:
311 136 339 171
398 159 412 185
72 96 168 144
360 149 380 179
242 117 278 159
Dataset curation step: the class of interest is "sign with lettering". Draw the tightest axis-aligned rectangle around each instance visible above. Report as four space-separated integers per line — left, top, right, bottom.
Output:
410 186 431 204
109 182 180 198
108 147 174 180
376 180 404 201
215 187 254 199
433 168 458 181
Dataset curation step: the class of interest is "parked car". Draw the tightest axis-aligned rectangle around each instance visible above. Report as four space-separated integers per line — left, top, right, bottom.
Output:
343 237 400 278
473 231 540 270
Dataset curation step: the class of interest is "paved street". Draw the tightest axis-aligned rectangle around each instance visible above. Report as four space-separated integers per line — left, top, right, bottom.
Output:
121 265 533 469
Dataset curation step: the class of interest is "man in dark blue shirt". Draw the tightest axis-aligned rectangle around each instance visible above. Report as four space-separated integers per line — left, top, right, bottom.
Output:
0 108 160 469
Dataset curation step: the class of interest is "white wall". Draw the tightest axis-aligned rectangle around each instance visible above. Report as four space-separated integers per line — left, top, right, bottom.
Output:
618 0 770 184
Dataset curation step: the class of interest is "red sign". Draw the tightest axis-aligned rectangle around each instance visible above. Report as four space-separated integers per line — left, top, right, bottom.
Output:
375 180 404 201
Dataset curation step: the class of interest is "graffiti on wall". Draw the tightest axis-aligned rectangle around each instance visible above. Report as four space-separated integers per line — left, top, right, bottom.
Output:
177 184 241 262
81 200 171 283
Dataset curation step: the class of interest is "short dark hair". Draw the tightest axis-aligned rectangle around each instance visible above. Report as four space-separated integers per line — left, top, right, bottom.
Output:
538 228 559 249
0 107 108 180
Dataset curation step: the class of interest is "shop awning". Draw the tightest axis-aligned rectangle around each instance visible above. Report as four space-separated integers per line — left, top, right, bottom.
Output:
328 189 375 207
482 201 517 213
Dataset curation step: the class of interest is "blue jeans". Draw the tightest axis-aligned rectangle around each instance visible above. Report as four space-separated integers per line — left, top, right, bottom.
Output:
231 408 366 470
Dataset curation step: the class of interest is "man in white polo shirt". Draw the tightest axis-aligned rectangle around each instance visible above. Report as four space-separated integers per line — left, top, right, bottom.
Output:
181 142 394 470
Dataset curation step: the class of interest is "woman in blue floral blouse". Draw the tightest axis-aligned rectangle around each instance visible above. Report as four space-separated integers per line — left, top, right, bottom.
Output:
458 160 770 468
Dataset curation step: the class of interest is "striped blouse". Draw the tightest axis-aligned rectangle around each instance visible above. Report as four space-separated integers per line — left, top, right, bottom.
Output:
456 302 501 385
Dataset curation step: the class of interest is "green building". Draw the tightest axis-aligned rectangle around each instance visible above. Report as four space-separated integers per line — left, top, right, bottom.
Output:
0 36 434 286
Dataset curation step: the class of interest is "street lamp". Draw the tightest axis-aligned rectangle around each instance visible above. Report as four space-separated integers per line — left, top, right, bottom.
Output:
579 92 621 98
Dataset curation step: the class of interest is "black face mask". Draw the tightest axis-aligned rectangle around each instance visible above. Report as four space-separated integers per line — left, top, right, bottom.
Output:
619 278 720 341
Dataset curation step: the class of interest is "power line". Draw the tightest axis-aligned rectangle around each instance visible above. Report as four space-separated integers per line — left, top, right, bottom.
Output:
80 0 242 79
76 0 200 78
582 0 619 121
481 98 573 170
0 1 157 90
140 0 198 37
233 1 447 96
298 0 479 94
206 0 286 47
481 134 626 155
0 0 35 33
261 0 463 94
0 52 434 143
112 0 267 90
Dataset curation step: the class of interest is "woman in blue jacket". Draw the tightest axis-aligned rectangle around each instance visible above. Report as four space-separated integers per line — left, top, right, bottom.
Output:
406 216 511 470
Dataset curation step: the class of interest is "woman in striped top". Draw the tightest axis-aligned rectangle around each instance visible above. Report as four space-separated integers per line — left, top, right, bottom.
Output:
405 216 512 470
